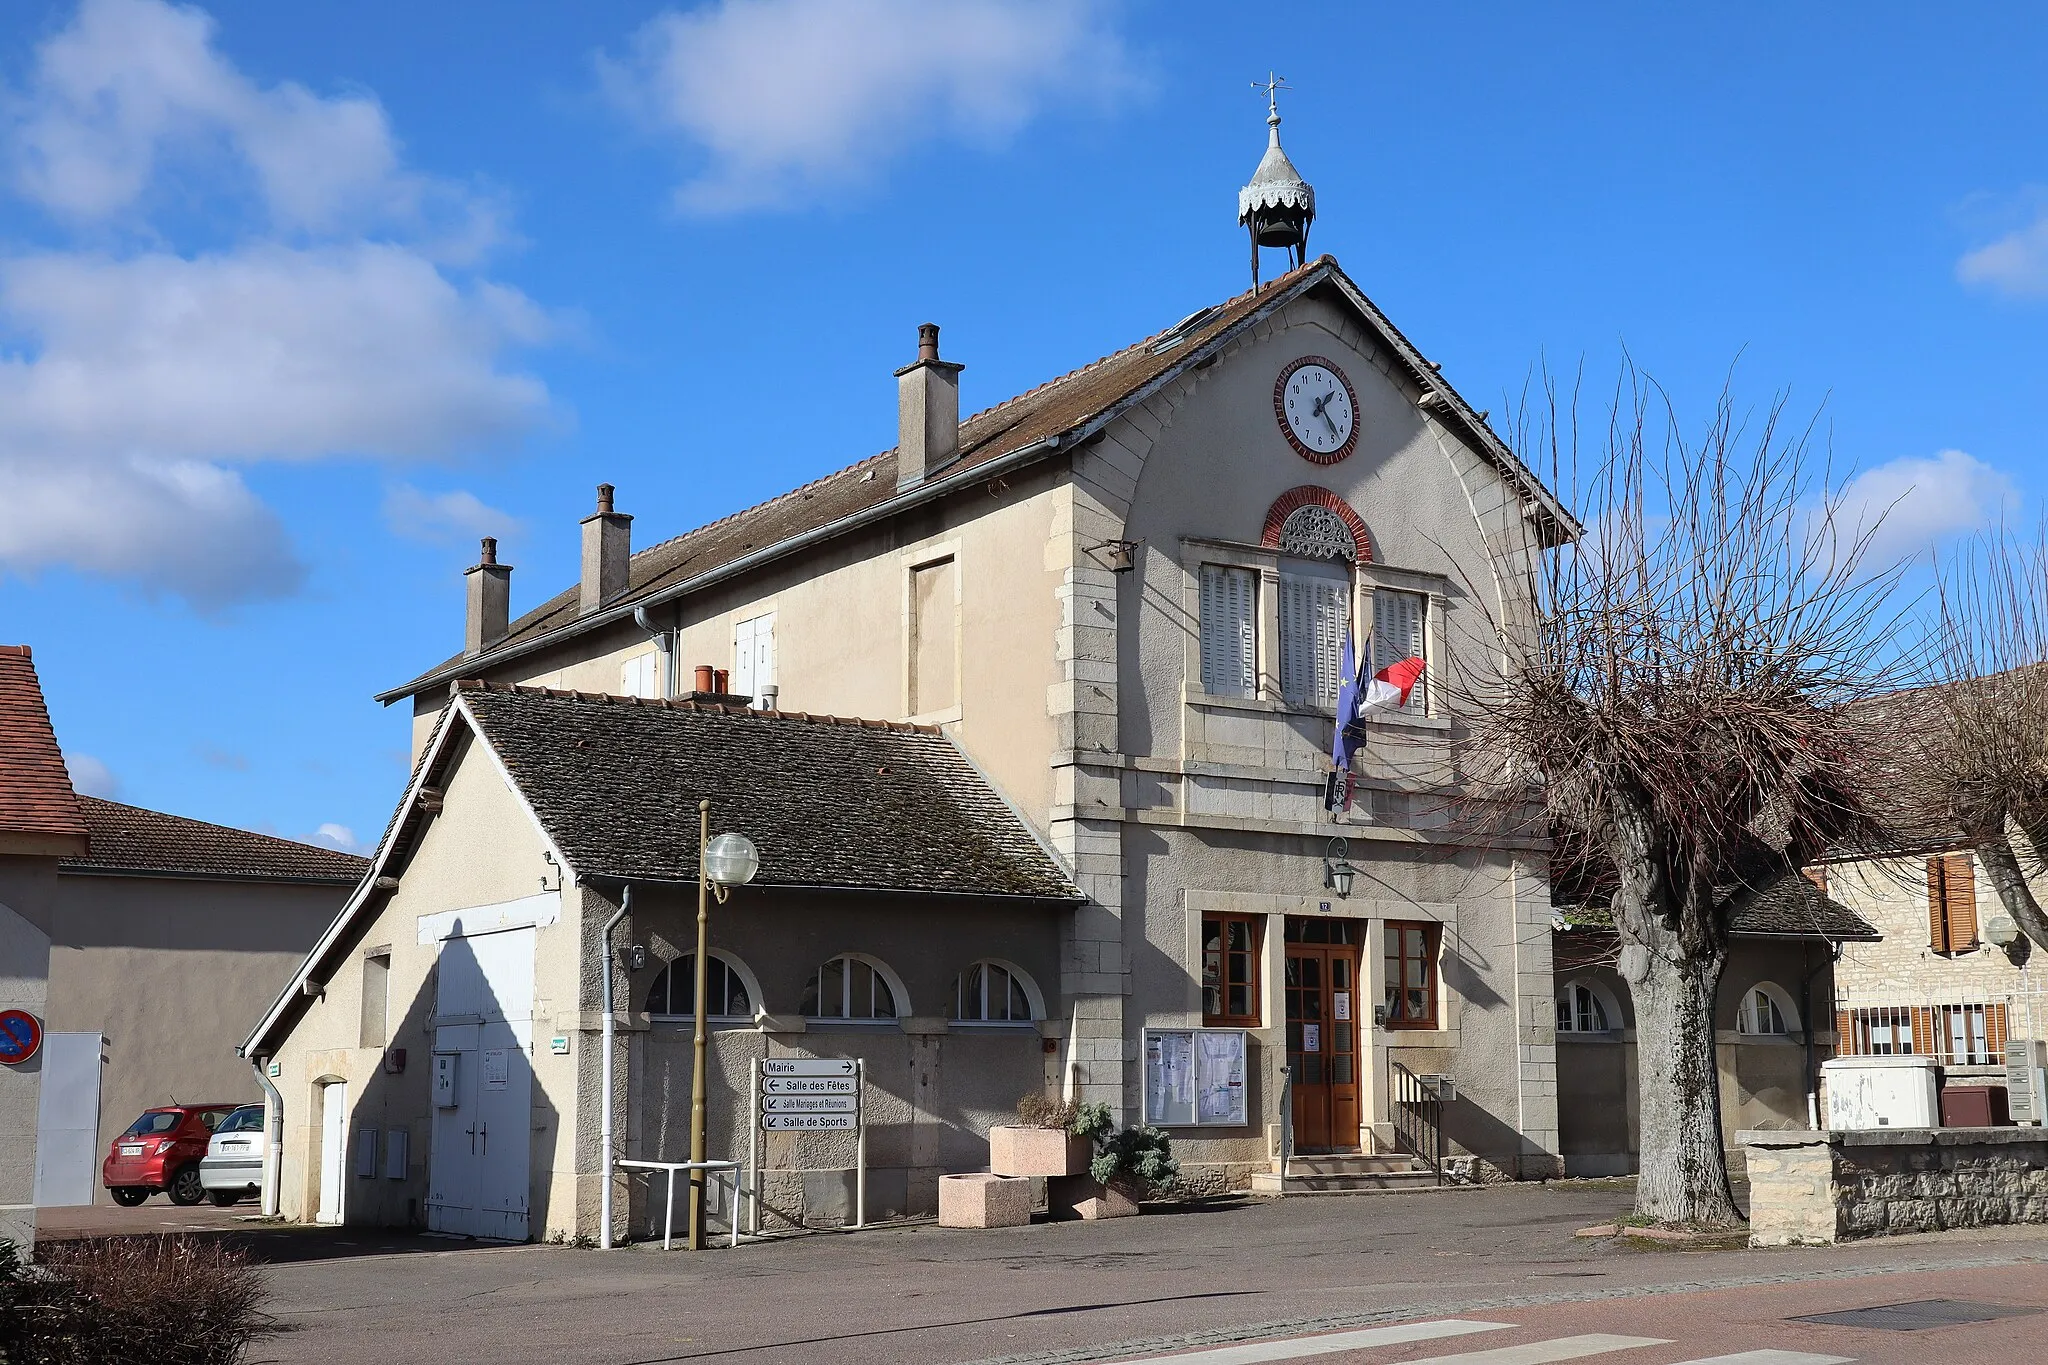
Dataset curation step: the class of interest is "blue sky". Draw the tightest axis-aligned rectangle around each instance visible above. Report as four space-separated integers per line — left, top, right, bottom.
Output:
0 0 2043 850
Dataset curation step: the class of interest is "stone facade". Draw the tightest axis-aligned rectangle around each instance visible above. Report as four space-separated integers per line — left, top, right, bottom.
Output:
1744 1127 2048 1245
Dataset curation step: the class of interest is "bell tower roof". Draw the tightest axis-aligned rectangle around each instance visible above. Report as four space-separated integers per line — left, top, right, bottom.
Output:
1238 75 1315 286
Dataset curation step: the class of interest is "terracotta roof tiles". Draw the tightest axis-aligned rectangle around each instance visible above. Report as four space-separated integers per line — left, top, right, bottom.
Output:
0 645 88 848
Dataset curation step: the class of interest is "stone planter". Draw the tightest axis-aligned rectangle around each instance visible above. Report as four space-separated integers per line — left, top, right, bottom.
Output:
989 1126 1092 1178
938 1173 1031 1229
1046 1174 1141 1220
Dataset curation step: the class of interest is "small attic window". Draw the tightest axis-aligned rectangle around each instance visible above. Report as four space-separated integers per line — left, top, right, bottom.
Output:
1150 305 1220 355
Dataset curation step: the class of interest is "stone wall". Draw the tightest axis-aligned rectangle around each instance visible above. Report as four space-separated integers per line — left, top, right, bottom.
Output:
1743 1127 2048 1246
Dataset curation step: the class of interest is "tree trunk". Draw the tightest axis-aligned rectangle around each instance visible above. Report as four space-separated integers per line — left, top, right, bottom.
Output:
1628 947 1741 1226
1975 829 2048 951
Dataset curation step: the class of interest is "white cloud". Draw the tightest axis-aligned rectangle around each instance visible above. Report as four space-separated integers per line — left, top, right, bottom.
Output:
1958 212 2048 300
0 0 555 607
1955 186 2048 301
307 821 361 852
602 0 1132 213
64 750 119 798
383 482 519 544
1823 449 2016 569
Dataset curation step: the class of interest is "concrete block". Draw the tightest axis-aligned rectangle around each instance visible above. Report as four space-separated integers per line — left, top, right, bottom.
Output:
1047 1174 1139 1220
938 1174 1032 1229
989 1127 1092 1178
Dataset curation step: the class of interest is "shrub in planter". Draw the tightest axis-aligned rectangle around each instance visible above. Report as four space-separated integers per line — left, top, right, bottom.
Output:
991 1094 1093 1178
1070 1103 1180 1196
0 1234 276 1365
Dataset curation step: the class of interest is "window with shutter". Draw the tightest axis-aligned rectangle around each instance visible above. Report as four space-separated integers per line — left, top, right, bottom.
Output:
619 652 660 699
1927 852 1980 953
733 612 775 707
1371 589 1427 713
1199 564 1257 697
1279 567 1349 706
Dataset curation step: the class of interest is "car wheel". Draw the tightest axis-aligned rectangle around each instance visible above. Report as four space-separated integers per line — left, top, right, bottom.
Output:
110 1186 149 1207
167 1165 206 1206
208 1189 241 1207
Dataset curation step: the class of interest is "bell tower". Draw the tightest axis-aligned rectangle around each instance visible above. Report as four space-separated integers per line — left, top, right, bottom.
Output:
1238 74 1316 287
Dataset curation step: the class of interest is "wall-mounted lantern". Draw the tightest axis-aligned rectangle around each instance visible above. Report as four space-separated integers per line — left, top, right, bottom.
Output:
1090 539 1142 573
1322 837 1356 899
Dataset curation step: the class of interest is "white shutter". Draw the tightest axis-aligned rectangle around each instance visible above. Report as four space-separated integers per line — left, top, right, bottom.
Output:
732 613 776 705
1280 574 1350 706
1200 565 1256 698
732 617 756 699
619 653 658 699
1372 589 1427 712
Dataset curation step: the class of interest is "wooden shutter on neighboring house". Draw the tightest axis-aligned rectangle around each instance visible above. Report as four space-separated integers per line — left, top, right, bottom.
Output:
1200 565 1257 698
1834 1010 1852 1058
1928 856 1949 952
1911 1006 1935 1057
1989 1003 2010 1057
1944 852 1978 949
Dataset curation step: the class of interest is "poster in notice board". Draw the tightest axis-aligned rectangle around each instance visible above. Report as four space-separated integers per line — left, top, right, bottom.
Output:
1143 1028 1247 1127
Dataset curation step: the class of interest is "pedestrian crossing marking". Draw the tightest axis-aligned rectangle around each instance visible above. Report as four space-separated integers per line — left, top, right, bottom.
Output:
1666 1354 1854 1365
1121 1319 1512 1364
1397 1334 1672 1365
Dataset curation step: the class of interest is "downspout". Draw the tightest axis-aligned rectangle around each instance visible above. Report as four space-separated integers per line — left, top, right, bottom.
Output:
633 607 676 699
1800 937 1843 1129
252 1056 283 1217
600 886 632 1248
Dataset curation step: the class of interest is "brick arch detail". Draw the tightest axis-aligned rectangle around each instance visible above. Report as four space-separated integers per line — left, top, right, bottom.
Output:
1260 486 1373 562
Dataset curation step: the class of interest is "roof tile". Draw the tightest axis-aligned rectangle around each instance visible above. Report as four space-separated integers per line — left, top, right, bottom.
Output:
62 796 369 883
0 644 88 844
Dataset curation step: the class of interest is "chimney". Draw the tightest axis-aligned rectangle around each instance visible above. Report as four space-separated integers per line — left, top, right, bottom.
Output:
464 537 512 656
895 323 964 491
580 483 633 615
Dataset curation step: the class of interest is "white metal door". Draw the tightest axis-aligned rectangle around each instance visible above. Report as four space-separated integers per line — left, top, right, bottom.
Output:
33 1032 102 1207
426 926 533 1239
316 1081 348 1225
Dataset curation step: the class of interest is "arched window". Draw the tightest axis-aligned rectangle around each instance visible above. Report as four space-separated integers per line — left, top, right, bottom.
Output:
952 960 1043 1024
1737 982 1798 1036
801 954 903 1021
1555 980 1618 1034
645 952 758 1021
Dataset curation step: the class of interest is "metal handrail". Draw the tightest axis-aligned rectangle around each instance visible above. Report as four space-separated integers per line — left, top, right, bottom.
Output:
1277 1063 1294 1178
1389 1059 1444 1185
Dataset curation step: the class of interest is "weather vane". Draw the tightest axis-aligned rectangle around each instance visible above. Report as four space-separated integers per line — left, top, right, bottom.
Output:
1254 72 1291 121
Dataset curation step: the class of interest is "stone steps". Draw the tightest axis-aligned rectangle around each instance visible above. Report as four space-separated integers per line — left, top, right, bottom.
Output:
1248 1151 1450 1195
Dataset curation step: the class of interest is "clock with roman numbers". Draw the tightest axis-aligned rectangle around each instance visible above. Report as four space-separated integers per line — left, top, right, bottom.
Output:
1274 355 1358 464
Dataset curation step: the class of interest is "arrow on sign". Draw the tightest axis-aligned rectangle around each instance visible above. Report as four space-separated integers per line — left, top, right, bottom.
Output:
762 1058 857 1077
763 1076 857 1095
762 1095 856 1113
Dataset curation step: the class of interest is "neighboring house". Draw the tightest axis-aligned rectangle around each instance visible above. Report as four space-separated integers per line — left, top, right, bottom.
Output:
1552 876 1877 1177
36 797 366 1206
1826 850 2037 1084
0 645 90 1253
251 144 1591 1236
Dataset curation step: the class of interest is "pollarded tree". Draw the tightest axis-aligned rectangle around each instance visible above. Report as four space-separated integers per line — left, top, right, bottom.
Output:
1918 527 2048 951
1467 369 1902 1226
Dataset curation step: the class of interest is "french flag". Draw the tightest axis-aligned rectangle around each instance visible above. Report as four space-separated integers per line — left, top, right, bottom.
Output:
1328 646 1425 812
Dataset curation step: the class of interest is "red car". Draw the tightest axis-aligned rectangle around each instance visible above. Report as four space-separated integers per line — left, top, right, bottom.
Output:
103 1104 242 1206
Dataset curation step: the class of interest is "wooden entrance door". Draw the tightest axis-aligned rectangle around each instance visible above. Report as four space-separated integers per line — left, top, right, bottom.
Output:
1284 918 1361 1152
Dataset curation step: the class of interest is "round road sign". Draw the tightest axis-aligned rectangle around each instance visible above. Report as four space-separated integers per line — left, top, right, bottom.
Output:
0 1009 41 1066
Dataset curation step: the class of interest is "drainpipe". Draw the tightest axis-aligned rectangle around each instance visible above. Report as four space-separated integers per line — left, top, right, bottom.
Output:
1800 937 1843 1129
632 607 675 699
252 1057 283 1217
600 886 632 1248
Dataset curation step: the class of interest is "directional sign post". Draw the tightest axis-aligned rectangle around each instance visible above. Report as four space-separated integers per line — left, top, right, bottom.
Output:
748 1056 865 1230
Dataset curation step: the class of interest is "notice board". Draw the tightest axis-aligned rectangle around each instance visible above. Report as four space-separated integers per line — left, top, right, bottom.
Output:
1142 1027 1247 1127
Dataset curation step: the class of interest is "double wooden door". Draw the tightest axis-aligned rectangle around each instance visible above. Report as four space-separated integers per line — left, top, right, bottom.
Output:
1285 919 1361 1152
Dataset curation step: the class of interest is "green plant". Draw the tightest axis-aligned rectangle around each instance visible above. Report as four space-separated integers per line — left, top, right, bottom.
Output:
0 1235 276 1365
1087 1124 1179 1192
1066 1101 1114 1143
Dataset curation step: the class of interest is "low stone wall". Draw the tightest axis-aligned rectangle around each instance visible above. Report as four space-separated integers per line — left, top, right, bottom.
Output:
1742 1126 2048 1246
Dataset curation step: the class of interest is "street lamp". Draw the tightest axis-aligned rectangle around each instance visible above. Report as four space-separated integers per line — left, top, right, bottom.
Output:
688 799 758 1250
1988 914 2022 951
1322 837 1356 899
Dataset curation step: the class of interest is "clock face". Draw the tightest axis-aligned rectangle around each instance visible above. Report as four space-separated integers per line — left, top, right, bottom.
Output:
1274 356 1358 464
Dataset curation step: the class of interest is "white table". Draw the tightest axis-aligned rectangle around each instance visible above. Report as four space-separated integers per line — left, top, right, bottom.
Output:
616 1158 746 1250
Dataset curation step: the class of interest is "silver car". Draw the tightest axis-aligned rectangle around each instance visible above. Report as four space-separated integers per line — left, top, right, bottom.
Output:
198 1103 265 1206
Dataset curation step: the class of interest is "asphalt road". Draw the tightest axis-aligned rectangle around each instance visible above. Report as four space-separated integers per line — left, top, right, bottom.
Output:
46 1183 2048 1365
